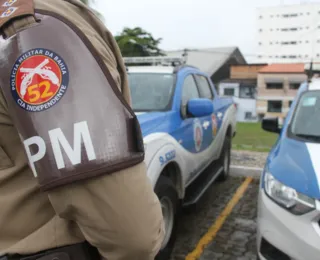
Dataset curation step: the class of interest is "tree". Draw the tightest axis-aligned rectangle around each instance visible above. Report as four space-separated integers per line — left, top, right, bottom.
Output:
115 27 164 57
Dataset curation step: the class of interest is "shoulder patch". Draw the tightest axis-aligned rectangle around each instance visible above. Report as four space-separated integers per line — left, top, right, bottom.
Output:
10 48 69 112
0 0 34 29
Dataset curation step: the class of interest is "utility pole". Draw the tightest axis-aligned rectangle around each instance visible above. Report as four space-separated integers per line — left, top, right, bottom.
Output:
182 48 188 64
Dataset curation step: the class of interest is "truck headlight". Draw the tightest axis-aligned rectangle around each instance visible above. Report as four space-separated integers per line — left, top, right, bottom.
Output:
264 171 316 215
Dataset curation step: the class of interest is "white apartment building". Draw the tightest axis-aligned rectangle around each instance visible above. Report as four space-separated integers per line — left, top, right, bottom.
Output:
257 2 320 63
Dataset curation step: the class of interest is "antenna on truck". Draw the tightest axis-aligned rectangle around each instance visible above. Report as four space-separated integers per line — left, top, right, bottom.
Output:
304 60 320 82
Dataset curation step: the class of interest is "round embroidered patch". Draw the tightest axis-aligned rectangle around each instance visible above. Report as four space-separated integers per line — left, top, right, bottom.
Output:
193 119 203 152
10 48 69 112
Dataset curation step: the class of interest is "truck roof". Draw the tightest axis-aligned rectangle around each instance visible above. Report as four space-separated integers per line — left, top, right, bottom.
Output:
127 66 176 74
124 56 199 74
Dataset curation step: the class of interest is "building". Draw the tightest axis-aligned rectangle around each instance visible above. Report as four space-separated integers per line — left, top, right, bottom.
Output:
256 63 307 121
218 64 267 122
165 47 247 84
257 2 320 64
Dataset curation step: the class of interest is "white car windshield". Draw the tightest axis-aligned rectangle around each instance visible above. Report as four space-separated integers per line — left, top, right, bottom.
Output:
128 73 175 112
289 90 320 141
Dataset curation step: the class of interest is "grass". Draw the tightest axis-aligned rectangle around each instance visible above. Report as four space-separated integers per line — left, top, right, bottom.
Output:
232 122 278 153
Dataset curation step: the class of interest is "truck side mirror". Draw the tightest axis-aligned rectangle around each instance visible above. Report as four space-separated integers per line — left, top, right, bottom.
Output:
187 98 214 117
262 117 281 134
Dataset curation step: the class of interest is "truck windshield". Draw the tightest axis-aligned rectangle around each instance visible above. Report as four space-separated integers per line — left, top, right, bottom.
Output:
128 73 175 112
289 90 320 142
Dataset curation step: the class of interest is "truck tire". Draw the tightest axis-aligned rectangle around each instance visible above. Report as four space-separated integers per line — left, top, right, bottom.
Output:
155 176 179 260
217 135 231 181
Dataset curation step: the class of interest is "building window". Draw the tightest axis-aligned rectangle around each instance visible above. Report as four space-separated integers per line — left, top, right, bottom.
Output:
245 112 253 119
268 101 282 113
282 13 298 17
281 41 297 45
223 88 235 96
240 85 256 99
266 83 283 89
289 83 301 89
289 101 293 107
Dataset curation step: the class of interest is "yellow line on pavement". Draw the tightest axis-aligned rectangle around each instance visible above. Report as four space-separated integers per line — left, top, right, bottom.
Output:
185 177 253 260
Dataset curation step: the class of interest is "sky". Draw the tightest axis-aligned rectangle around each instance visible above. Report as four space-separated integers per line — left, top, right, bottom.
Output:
92 0 320 63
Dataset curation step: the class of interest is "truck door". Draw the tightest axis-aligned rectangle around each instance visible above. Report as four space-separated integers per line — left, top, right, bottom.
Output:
174 73 213 183
193 74 220 160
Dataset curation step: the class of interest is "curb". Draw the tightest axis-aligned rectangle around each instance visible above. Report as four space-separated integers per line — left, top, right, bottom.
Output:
230 165 263 178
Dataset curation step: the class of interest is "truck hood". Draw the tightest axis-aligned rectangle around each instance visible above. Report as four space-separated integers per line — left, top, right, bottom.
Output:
135 112 168 137
267 138 320 199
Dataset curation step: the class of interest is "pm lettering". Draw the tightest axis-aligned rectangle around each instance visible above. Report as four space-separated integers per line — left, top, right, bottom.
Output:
24 121 96 177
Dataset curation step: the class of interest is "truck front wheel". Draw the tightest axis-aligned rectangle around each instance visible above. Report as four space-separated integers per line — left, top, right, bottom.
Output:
155 176 179 260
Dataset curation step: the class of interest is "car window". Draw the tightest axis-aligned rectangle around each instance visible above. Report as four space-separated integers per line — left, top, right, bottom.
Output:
288 90 320 142
195 75 214 100
181 75 200 117
181 75 200 106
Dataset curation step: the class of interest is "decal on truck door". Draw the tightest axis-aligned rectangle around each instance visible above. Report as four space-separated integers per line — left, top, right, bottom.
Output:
193 119 203 152
211 114 218 137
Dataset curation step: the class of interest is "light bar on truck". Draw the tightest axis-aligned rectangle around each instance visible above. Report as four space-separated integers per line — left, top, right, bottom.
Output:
123 56 185 66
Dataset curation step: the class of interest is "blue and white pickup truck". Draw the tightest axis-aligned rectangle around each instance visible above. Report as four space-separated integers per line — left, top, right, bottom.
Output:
124 56 237 260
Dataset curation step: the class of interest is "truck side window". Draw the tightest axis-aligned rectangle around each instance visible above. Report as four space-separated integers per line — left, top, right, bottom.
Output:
195 75 214 100
181 75 200 117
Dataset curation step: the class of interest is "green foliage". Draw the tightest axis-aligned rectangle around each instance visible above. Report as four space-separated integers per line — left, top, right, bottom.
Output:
115 27 164 57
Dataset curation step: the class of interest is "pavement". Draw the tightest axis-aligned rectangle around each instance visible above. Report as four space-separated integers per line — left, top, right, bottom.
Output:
170 151 263 260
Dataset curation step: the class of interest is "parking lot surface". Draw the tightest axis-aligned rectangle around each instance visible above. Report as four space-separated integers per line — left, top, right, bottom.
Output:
171 175 260 260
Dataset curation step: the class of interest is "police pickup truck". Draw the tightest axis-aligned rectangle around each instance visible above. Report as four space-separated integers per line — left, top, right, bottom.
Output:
125 56 237 260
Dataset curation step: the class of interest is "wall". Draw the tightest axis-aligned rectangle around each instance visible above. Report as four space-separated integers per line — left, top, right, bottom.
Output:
256 72 307 119
230 64 267 79
219 82 257 122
